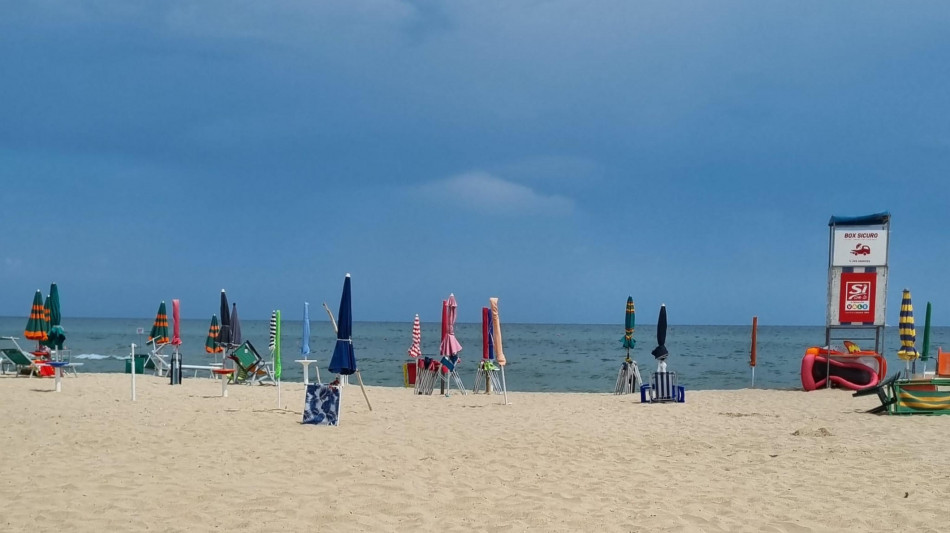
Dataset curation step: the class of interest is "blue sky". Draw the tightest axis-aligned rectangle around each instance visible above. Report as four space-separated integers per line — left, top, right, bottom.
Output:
2 1 948 326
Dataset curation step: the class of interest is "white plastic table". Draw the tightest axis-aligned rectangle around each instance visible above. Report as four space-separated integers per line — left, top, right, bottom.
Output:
48 361 69 392
295 359 321 385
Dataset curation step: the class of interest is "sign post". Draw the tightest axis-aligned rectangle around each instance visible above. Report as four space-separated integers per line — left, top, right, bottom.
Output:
825 212 891 387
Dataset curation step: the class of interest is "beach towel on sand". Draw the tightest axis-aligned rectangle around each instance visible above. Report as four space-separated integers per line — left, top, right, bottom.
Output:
302 384 341 426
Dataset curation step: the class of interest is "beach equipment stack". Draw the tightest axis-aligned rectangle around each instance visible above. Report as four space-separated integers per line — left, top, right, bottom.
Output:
473 306 501 394
439 293 466 396
614 297 642 394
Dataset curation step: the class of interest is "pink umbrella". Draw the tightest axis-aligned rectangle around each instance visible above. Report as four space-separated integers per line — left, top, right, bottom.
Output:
171 299 182 347
440 294 462 356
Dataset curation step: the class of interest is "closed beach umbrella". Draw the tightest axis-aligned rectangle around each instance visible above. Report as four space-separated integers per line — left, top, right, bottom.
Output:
217 290 232 349
897 289 918 375
45 283 66 350
651 304 669 363
481 307 492 361
622 297 636 355
148 301 170 345
302 302 311 357
328 274 357 376
270 310 281 381
171 299 182 347
230 303 242 348
205 315 223 353
408 314 422 358
489 297 508 404
921 302 932 368
440 294 463 357
24 289 48 342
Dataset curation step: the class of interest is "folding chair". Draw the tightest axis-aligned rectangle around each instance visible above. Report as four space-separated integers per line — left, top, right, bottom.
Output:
228 340 275 385
473 359 502 394
640 371 685 403
440 354 467 396
614 358 642 395
0 336 45 377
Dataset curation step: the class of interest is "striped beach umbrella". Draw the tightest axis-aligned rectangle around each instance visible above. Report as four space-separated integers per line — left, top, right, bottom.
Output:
270 310 281 381
921 302 932 367
408 314 422 358
24 290 49 342
205 315 223 353
148 301 170 345
621 297 636 355
897 289 918 362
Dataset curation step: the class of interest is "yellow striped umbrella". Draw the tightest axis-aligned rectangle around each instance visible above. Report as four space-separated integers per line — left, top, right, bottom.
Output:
148 301 170 345
24 290 49 342
897 289 918 375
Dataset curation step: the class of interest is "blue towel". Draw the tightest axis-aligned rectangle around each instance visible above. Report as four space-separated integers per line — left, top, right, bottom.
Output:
302 384 341 426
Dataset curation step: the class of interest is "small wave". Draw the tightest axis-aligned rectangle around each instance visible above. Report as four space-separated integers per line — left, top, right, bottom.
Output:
72 353 124 360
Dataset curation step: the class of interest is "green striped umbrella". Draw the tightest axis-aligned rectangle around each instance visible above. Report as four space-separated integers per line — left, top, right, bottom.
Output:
24 290 49 342
148 301 170 345
205 314 223 354
621 296 636 357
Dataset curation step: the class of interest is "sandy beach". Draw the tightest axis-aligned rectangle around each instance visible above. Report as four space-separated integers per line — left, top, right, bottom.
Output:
1 373 947 532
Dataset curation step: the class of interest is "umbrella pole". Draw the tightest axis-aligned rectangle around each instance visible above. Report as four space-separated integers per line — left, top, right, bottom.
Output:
500 366 509 405
130 343 136 401
355 370 373 411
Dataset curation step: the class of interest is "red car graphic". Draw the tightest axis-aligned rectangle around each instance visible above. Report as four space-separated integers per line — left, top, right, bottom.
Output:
851 244 871 256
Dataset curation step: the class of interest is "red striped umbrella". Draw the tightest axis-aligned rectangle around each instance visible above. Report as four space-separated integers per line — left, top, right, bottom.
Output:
408 314 422 358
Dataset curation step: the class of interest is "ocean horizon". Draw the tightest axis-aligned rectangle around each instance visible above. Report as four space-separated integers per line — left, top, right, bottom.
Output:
2 317 946 392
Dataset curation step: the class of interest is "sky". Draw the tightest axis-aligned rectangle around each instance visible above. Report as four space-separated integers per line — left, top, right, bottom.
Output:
2 1 949 326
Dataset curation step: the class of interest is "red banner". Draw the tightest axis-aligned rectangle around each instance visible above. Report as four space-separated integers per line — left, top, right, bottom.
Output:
839 272 876 323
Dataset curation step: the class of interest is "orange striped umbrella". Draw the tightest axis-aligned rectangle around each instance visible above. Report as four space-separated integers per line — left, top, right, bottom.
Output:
24 290 49 342
148 301 170 345
205 314 223 353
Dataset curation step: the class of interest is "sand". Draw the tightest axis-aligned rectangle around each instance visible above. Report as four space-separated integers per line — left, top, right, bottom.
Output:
1 372 947 532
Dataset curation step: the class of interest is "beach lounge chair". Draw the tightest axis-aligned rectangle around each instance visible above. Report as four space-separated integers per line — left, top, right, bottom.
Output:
440 354 467 396
0 336 47 377
145 340 171 377
640 371 685 403
853 372 900 414
228 340 275 385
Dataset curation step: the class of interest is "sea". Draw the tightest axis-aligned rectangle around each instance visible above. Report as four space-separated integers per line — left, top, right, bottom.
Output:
2 317 946 392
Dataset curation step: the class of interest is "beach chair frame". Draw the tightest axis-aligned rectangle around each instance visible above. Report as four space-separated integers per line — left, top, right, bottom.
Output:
640 371 685 403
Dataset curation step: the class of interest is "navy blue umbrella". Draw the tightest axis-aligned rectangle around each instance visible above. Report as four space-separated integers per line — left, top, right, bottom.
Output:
328 274 356 376
651 304 668 361
230 302 242 348
217 290 233 348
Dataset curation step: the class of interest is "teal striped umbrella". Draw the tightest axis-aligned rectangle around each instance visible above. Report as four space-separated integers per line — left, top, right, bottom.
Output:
24 290 49 342
149 301 170 345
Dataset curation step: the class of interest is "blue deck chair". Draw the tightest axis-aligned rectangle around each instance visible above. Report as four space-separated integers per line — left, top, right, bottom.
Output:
640 371 685 403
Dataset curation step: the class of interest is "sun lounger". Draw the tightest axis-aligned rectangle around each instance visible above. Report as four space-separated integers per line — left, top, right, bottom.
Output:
0 336 46 377
181 364 222 378
145 341 171 377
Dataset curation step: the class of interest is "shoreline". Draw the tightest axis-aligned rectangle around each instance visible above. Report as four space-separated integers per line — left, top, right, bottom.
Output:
2 373 946 532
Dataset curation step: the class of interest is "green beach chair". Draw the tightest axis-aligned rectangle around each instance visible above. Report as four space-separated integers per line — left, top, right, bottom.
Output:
227 340 275 385
0 336 44 377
